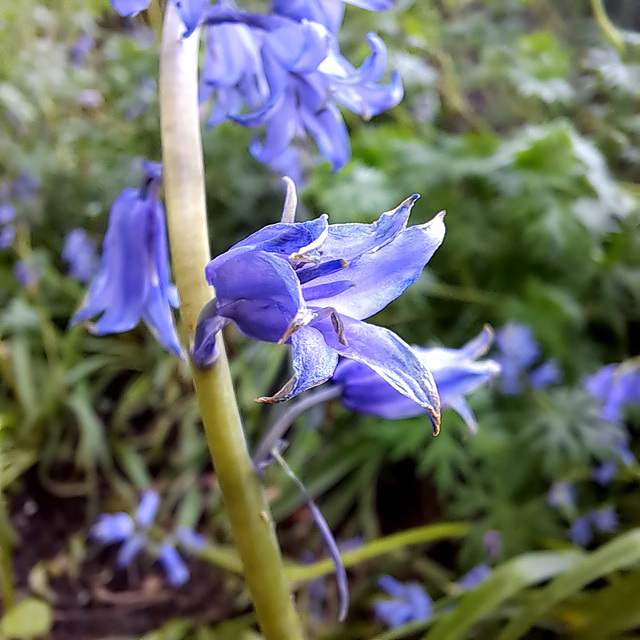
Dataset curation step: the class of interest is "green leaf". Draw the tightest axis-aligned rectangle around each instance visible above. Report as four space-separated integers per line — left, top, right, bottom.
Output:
1 598 52 638
497 529 640 640
425 550 582 640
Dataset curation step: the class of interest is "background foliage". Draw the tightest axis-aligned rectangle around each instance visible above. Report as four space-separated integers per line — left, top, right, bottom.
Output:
0 0 639 638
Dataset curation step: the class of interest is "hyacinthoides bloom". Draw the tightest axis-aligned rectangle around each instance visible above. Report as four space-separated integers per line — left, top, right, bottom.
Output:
192 178 446 431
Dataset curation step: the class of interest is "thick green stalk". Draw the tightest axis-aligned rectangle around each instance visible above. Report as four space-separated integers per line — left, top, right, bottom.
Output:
158 5 304 639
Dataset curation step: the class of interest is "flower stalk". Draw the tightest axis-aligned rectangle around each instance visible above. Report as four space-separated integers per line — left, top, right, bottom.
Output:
158 4 304 639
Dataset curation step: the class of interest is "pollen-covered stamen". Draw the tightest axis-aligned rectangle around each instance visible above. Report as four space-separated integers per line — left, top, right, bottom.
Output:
280 176 298 224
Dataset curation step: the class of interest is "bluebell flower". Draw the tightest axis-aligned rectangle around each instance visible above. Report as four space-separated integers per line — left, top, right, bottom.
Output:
63 228 98 283
192 180 445 430
584 361 640 423
494 323 540 394
591 461 618 487
202 8 403 172
14 260 42 288
0 204 15 249
547 481 576 510
91 490 159 566
530 359 562 389
69 32 94 68
591 506 618 533
570 515 593 546
332 325 500 434
374 576 433 628
111 0 207 36
272 0 392 33
11 171 39 205
455 564 491 590
70 160 181 356
483 530 502 559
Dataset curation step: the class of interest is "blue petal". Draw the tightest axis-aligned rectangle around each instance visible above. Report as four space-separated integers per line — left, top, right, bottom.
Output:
258 325 339 402
175 526 207 550
317 314 441 432
445 396 479 434
344 0 392 9
173 0 209 37
456 564 491 590
300 99 351 171
205 247 308 343
191 299 228 367
136 491 160 528
110 0 151 17
117 533 147 566
378 575 406 598
305 211 445 320
91 513 134 543
272 0 345 32
158 543 190 586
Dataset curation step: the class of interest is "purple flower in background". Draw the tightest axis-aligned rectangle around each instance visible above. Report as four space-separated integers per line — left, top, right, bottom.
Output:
111 0 208 36
63 228 98 283
332 325 500 434
374 576 433 628
530 359 562 389
570 506 619 546
591 461 618 487
592 506 619 533
11 171 39 205
192 180 445 430
483 530 502 559
569 515 593 546
14 260 42 288
157 543 190 586
455 564 491 590
0 204 15 249
548 481 576 510
70 160 181 356
91 490 160 567
69 32 94 68
584 361 640 423
202 8 402 173
494 323 540 394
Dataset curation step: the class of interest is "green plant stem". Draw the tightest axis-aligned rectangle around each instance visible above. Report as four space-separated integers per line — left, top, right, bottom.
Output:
158 5 304 639
0 442 15 611
591 0 625 51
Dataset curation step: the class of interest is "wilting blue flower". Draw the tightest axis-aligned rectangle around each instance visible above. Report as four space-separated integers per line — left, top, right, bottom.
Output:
584 361 640 423
273 0 392 33
111 0 207 36
548 481 576 510
332 326 500 434
0 204 15 249
374 576 433 628
14 260 42 288
591 461 618 487
193 180 445 429
63 228 98 283
69 32 94 68
569 506 619 546
455 564 491 590
202 8 403 172
70 161 181 356
483 530 502 559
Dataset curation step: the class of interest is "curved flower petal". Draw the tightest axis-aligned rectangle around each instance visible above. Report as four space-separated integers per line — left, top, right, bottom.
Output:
259 325 339 402
206 248 309 342
317 314 441 432
91 513 135 543
135 490 160 528
305 212 445 320
158 543 190 586
445 395 479 434
191 299 229 367
320 33 388 86
117 532 147 567
110 0 151 17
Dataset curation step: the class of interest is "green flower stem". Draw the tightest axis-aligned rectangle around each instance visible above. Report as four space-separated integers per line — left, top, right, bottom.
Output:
158 5 304 639
591 0 625 52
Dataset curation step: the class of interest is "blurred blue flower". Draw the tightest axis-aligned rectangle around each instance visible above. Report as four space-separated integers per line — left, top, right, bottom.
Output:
63 228 98 283
111 0 207 36
591 461 618 487
374 576 433 628
548 481 576 509
592 506 619 533
332 325 500 434
125 77 157 120
91 491 205 586
69 32 94 68
202 8 402 173
0 204 15 249
569 515 593 546
273 0 392 32
11 171 39 205
483 530 502 559
494 323 540 394
530 359 562 389
14 260 42 288
455 564 491 590
192 182 445 429
70 160 181 356
584 361 640 423
570 506 619 546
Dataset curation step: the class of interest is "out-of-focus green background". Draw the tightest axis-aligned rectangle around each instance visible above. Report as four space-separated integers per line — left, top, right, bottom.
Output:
1 1 640 638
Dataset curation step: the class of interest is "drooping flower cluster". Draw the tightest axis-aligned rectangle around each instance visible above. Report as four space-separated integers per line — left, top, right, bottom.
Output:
70 160 181 355
493 322 562 395
192 179 445 429
331 325 500 434
91 491 206 586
